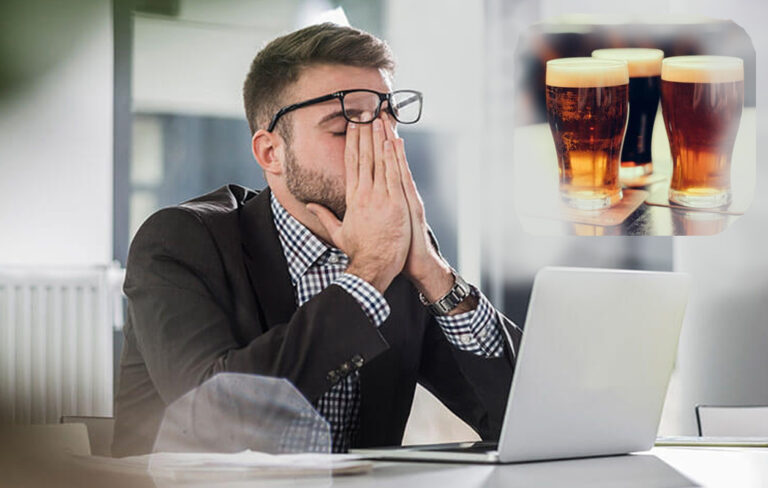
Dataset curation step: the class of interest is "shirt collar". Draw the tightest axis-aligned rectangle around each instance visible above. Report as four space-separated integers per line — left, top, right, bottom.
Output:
270 192 334 285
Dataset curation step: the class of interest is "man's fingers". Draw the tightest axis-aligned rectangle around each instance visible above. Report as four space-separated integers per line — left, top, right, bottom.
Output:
372 118 386 193
384 140 403 197
381 112 398 143
395 137 425 220
381 112 411 197
396 138 415 189
357 112 374 192
344 120 360 196
306 203 343 246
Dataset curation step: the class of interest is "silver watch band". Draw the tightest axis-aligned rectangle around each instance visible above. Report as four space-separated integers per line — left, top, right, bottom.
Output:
419 271 471 316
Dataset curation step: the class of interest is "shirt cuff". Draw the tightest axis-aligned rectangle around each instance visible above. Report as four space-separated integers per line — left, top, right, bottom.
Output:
333 273 391 327
434 286 505 358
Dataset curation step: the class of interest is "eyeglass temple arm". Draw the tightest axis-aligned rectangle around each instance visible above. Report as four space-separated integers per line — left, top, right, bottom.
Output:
267 93 340 132
392 94 422 110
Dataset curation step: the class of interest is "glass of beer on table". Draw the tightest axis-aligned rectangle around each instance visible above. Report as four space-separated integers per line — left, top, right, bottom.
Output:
661 55 744 208
545 58 629 210
592 48 664 180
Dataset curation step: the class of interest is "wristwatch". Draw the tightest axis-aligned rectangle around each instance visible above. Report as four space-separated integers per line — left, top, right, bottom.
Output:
419 270 471 316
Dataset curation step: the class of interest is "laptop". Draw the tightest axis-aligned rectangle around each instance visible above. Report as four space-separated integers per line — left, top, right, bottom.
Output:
351 266 690 463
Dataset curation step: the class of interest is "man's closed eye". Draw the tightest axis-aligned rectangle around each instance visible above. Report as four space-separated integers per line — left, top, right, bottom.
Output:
329 122 348 136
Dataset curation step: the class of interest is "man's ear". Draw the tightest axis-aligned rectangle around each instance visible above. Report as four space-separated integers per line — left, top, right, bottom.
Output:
251 129 284 176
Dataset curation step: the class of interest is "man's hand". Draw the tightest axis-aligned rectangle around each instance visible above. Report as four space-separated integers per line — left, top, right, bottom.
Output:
307 113 411 294
380 113 477 314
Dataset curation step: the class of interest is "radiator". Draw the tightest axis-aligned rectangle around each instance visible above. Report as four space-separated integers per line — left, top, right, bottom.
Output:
0 266 121 424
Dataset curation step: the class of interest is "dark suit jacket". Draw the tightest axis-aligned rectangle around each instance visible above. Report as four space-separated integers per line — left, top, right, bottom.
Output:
112 185 522 457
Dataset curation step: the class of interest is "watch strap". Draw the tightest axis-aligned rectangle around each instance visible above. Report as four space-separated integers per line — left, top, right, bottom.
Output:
419 271 471 316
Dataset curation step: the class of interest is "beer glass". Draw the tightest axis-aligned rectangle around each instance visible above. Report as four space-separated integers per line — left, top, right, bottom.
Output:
661 56 744 208
592 48 663 179
546 58 629 210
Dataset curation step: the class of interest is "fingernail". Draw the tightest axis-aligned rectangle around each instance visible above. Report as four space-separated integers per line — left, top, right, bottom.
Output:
373 119 382 131
348 121 356 129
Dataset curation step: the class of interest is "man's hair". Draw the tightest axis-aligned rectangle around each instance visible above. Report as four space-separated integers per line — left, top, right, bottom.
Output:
243 23 396 140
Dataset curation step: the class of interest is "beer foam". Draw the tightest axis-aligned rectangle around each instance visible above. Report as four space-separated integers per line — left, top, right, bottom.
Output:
546 58 629 88
662 56 744 83
591 48 664 77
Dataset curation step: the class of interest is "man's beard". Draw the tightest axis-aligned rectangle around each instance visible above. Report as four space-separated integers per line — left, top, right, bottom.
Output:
284 146 346 220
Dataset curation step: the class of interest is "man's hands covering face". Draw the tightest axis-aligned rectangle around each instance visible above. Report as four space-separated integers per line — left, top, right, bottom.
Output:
308 111 461 305
306 112 412 293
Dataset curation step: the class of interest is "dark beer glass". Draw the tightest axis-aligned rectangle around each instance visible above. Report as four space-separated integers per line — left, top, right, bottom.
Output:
546 58 629 210
661 56 744 208
592 48 663 179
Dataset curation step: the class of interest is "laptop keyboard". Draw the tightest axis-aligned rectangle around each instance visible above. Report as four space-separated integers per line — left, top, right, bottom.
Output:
421 441 499 453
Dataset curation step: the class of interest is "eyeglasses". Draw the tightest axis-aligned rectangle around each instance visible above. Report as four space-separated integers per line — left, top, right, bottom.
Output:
266 89 423 132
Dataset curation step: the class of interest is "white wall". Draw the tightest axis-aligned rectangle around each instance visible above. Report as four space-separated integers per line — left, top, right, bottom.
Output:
539 0 672 19
0 1 113 266
132 0 301 117
664 0 768 435
133 17 281 117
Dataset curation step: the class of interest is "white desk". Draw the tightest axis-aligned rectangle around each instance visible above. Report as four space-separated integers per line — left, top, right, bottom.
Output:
331 447 767 488
2 446 766 487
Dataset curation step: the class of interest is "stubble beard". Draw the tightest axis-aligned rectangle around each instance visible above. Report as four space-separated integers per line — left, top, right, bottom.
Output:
284 145 347 220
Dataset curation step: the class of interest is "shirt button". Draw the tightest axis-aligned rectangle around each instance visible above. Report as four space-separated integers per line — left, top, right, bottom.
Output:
328 254 339 264
460 333 473 345
479 327 488 338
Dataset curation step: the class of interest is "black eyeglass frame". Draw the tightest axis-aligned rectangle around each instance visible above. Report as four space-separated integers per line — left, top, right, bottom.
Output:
266 89 423 132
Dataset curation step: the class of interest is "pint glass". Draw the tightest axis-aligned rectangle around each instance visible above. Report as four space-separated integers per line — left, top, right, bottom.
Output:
545 58 629 210
661 56 744 208
592 48 663 179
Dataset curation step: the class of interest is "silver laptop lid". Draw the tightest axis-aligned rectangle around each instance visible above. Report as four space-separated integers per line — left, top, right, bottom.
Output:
498 267 690 463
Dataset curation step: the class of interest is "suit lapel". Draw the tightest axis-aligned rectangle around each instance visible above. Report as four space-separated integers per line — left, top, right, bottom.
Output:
240 188 297 329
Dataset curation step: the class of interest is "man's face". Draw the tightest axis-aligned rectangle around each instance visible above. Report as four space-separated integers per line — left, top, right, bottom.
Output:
280 64 392 219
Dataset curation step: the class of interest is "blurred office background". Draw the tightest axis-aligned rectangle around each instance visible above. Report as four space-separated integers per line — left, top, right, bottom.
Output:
0 0 766 446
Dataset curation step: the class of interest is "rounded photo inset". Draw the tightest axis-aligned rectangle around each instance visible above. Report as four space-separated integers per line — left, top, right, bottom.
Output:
513 16 755 236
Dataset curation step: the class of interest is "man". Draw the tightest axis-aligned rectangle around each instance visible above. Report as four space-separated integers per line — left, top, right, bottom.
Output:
112 22 522 457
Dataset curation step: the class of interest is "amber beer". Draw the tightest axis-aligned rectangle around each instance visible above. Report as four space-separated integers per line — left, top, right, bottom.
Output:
661 56 744 208
592 48 663 179
546 58 629 210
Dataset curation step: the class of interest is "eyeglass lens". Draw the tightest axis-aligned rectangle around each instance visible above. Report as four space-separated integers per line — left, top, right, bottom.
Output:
390 91 421 124
342 91 421 124
342 92 381 123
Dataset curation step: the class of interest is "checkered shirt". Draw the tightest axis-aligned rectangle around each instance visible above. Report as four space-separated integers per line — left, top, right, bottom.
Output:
270 193 504 452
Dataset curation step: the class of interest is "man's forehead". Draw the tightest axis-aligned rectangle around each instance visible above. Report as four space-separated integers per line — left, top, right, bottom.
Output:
290 63 392 100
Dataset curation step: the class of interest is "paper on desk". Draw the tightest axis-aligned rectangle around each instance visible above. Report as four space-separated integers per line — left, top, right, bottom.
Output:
72 450 373 480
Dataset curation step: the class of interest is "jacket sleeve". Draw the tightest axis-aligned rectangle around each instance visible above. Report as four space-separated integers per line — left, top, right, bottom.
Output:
417 309 522 440
124 207 390 407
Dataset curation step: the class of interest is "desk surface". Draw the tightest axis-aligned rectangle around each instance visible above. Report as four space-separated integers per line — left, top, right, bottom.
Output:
3 446 767 488
335 447 768 488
